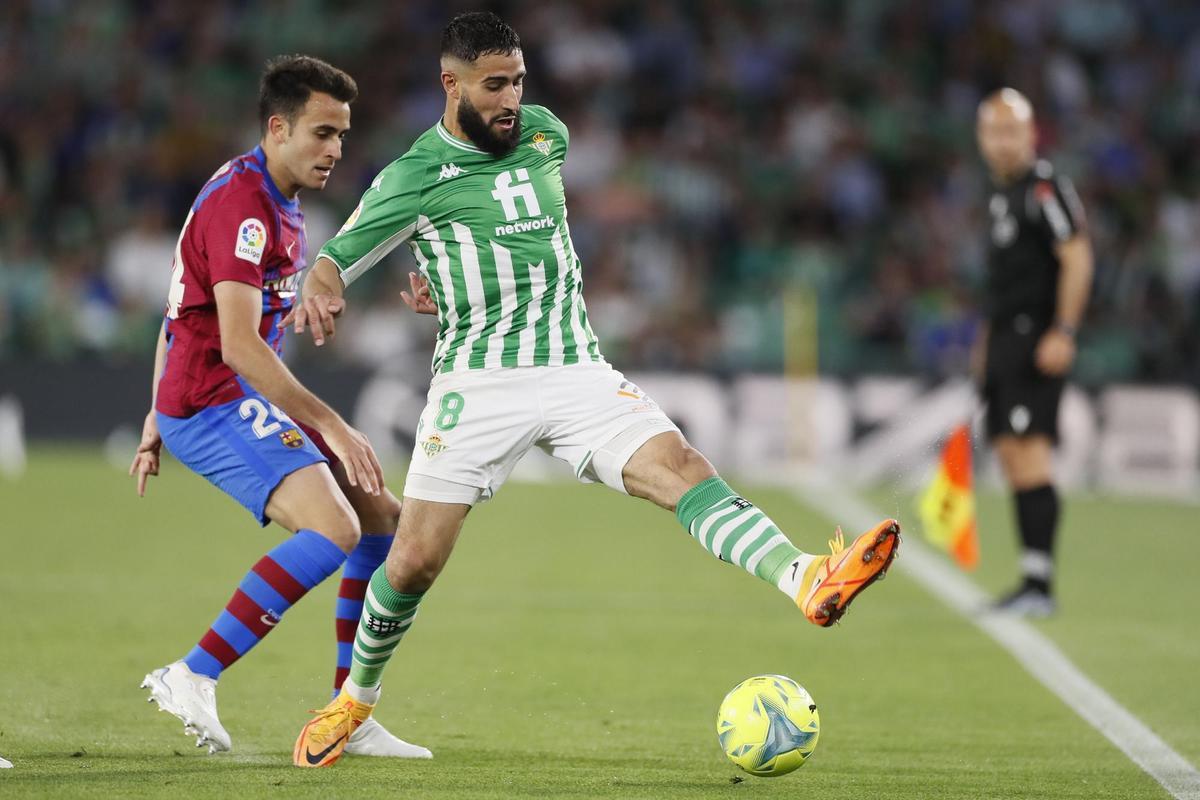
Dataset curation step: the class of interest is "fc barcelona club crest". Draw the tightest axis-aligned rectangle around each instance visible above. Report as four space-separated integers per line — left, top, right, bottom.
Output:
420 434 448 459
530 131 552 156
279 428 305 448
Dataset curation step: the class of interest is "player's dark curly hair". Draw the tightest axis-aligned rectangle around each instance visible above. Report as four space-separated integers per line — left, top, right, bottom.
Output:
441 11 521 62
258 55 357 131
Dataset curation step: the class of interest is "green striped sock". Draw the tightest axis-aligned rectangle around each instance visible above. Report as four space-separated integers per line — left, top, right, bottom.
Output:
348 567 424 690
676 477 808 593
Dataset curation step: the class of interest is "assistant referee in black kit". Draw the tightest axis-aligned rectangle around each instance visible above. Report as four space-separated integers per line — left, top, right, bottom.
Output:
973 88 1094 617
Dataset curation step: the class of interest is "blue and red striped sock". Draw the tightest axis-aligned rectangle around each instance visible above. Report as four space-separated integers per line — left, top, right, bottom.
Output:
333 533 394 694
183 529 347 680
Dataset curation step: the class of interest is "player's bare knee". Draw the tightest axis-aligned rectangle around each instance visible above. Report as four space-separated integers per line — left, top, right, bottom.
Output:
996 436 1052 490
384 547 443 593
382 495 403 531
624 446 714 511
673 444 716 484
356 492 402 534
319 500 362 554
1011 468 1053 491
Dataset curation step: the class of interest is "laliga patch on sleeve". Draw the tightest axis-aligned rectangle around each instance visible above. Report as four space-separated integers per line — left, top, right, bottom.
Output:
235 218 267 264
338 201 363 234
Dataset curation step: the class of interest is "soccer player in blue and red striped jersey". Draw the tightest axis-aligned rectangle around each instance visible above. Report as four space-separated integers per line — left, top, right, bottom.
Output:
128 55 428 760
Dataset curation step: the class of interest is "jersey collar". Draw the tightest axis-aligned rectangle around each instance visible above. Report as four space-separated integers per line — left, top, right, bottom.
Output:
436 119 485 154
251 145 301 212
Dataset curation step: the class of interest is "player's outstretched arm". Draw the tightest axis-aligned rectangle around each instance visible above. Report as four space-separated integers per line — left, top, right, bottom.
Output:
130 320 169 496
280 256 346 346
218 280 383 495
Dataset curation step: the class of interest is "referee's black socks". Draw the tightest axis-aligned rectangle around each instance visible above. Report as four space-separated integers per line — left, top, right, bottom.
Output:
1014 485 1059 596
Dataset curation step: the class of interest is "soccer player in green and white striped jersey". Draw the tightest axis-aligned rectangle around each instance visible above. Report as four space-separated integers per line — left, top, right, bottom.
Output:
288 12 900 768
319 96 599 375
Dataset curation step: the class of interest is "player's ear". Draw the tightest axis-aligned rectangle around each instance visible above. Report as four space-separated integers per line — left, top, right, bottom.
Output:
440 70 458 99
440 56 466 99
267 114 289 143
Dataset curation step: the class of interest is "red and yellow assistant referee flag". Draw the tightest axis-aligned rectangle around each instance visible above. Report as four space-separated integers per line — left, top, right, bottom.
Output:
917 423 979 570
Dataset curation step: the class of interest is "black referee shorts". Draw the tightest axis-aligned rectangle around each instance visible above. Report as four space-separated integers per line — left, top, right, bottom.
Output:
983 322 1064 442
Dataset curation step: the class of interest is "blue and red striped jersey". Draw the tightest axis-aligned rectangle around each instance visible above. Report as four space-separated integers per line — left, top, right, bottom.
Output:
157 146 308 417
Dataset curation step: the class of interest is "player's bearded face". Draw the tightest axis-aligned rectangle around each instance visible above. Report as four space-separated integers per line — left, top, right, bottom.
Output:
458 93 521 157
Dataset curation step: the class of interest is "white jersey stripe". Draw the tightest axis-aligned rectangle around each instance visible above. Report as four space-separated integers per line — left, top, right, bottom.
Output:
564 221 596 359
558 226 592 363
547 229 573 361
409 242 447 368
518 260 547 364
450 222 488 368
564 223 601 360
420 216 459 372
484 243 519 368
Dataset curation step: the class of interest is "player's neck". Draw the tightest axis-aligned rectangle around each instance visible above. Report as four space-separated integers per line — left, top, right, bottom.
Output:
260 142 302 200
992 157 1035 186
441 106 472 144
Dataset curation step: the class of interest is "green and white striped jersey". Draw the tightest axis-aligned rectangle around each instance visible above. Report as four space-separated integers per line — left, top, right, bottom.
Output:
319 104 603 375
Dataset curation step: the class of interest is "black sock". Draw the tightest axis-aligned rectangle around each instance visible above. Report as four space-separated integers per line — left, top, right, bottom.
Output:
1014 485 1059 595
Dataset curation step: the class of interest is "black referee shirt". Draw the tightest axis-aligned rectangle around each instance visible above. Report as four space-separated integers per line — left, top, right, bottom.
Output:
984 159 1086 328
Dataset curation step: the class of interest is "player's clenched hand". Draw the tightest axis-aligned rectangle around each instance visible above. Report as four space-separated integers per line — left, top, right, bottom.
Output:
129 410 162 497
400 272 437 315
1035 329 1075 376
324 421 385 496
279 293 346 346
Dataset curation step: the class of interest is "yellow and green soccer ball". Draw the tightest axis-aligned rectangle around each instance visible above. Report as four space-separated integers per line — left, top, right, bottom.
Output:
716 675 820 777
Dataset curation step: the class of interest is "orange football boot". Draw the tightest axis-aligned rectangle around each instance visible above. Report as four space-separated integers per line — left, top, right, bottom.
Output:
798 519 901 626
293 691 374 768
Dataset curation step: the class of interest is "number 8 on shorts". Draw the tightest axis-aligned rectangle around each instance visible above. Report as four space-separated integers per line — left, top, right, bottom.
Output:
435 392 465 431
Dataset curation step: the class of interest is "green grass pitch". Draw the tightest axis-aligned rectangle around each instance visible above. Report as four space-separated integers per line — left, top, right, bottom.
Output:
1 448 1195 798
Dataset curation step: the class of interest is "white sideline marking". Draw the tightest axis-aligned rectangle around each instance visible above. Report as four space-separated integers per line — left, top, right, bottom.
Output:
795 483 1200 800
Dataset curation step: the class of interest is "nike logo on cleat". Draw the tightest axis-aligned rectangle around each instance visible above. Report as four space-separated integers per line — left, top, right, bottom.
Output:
305 735 347 765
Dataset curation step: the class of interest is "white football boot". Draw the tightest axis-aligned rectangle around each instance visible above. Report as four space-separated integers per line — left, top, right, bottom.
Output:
345 717 432 759
0 755 12 768
141 661 232 753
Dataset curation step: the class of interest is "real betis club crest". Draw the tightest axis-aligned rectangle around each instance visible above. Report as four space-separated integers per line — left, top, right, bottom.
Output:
530 131 551 156
420 434 448 459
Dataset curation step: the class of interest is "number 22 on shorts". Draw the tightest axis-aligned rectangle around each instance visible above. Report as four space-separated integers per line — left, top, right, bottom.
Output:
434 392 465 431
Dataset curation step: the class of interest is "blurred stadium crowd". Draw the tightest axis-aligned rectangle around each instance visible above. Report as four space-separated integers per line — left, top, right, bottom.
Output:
1 0 1199 384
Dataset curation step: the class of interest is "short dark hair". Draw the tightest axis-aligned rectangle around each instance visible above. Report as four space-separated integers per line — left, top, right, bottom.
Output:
440 11 521 63
258 55 357 131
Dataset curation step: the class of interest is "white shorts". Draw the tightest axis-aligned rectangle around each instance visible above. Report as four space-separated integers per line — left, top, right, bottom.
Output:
403 363 680 505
